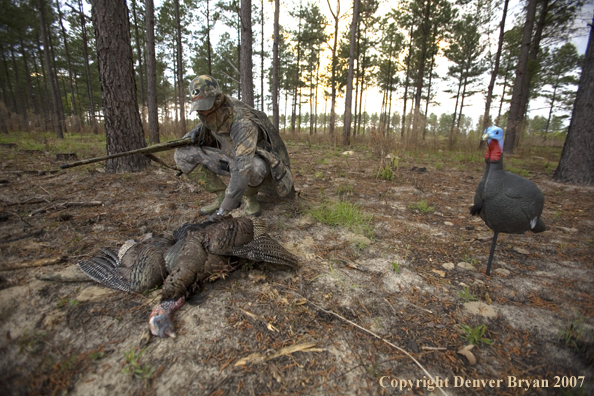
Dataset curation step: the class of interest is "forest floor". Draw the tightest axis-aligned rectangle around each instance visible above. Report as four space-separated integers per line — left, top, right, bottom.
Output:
0 132 593 396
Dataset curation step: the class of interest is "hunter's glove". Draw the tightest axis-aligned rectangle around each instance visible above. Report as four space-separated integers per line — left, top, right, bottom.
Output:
207 208 229 222
185 124 205 145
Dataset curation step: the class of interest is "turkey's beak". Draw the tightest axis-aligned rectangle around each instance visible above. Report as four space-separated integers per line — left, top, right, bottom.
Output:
148 313 176 338
482 133 489 141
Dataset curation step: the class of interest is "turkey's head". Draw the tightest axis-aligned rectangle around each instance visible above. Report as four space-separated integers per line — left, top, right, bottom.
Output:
149 297 185 338
483 125 504 162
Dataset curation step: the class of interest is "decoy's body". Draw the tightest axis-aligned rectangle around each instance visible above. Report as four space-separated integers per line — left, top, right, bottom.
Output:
78 216 297 337
470 126 546 275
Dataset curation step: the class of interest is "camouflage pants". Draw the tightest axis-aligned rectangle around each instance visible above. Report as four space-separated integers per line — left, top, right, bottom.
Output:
174 146 268 188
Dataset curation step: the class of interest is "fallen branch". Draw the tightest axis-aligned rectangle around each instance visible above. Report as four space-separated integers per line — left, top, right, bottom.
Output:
238 308 279 332
0 228 44 243
0 256 67 271
234 342 323 367
36 273 91 282
2 197 51 207
422 346 448 351
30 201 104 216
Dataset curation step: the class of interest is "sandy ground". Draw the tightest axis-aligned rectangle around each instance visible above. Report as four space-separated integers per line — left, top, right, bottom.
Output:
0 137 593 396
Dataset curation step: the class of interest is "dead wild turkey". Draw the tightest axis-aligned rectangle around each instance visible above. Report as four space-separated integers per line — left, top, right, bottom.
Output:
78 216 298 337
470 126 546 276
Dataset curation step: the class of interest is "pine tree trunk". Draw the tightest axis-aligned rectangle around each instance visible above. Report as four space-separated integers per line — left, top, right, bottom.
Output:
174 0 185 134
131 0 146 125
411 0 432 140
206 0 212 74
343 0 359 146
272 0 280 129
57 0 79 132
19 39 38 118
48 25 67 131
260 0 264 112
327 0 340 138
91 0 149 172
482 0 509 137
240 0 254 106
553 13 594 185
145 0 159 143
9 45 27 123
504 0 537 154
37 0 63 138
401 28 414 138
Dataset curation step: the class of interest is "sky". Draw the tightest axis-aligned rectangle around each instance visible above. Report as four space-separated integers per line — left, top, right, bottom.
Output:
184 0 594 130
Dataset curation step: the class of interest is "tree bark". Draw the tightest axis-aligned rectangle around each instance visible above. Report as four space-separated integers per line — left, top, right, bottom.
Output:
145 0 159 143
57 0 79 132
272 0 280 130
326 0 340 138
482 0 509 139
260 0 264 112
174 0 185 134
240 0 254 106
411 0 432 140
20 38 39 118
37 0 64 138
131 0 146 124
504 0 537 154
90 0 149 172
553 13 594 185
343 0 359 146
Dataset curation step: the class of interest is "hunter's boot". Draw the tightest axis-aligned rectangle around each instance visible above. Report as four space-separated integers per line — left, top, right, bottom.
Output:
242 185 262 217
188 165 227 215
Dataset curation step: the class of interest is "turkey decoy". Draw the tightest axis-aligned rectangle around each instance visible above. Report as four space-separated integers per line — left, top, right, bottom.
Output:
78 216 298 338
470 126 546 276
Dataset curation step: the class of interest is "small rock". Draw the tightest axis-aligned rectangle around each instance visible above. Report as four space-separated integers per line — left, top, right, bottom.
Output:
42 310 66 329
442 262 455 270
432 269 446 277
347 233 371 246
342 150 354 156
77 286 114 302
463 301 497 318
485 292 492 305
513 247 530 255
457 262 475 270
556 226 578 233
248 271 266 283
494 268 510 277
444 221 454 226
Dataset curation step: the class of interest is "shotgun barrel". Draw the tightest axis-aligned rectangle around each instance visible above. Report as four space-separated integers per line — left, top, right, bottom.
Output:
60 138 193 169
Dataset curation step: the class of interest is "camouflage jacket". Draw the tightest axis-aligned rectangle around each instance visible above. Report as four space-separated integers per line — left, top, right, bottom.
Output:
198 94 293 210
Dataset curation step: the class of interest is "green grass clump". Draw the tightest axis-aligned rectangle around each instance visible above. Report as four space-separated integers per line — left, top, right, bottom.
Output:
506 166 530 178
458 286 478 302
391 261 400 273
459 324 494 346
379 166 394 181
308 200 373 236
336 184 354 196
121 346 155 380
408 199 435 214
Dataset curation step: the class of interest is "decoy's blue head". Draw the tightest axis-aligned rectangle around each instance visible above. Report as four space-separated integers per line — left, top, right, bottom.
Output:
482 126 504 143
482 126 504 162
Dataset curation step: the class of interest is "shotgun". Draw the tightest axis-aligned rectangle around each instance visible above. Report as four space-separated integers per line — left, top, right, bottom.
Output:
60 137 193 170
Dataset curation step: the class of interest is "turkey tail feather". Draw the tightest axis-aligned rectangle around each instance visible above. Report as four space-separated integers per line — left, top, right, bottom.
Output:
78 248 132 293
231 235 298 267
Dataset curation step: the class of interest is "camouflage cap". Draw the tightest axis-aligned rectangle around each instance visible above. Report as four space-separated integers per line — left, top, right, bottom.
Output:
189 75 222 113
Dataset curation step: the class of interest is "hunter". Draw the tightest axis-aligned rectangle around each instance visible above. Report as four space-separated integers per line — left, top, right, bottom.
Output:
174 75 294 218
